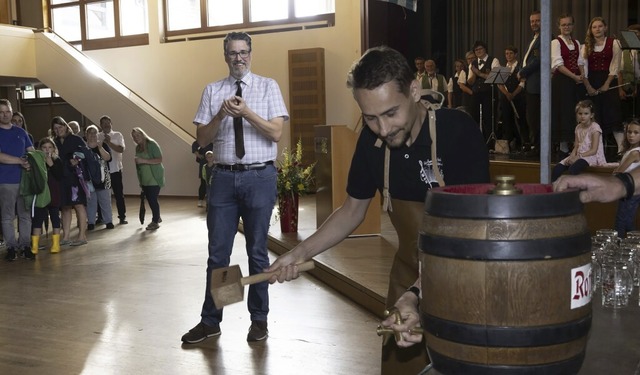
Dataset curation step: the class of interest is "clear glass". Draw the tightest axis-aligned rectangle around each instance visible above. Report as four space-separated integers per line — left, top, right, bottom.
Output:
595 229 619 244
294 0 335 17
86 1 115 40
120 0 148 36
591 253 602 292
167 0 200 31
627 230 640 238
52 6 82 42
207 0 243 26
250 0 288 22
601 260 633 308
620 237 640 287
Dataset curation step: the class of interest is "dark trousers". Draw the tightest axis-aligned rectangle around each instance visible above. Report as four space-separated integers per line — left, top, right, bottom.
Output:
551 158 589 182
472 90 495 142
141 185 161 223
110 171 126 220
615 194 640 238
198 178 207 200
526 92 541 147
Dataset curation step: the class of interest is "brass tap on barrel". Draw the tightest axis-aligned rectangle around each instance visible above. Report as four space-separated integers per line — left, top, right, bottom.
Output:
376 307 424 345
489 175 522 195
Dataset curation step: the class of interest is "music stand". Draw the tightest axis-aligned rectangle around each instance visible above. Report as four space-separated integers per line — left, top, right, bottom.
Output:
620 30 640 117
484 67 512 145
620 30 640 50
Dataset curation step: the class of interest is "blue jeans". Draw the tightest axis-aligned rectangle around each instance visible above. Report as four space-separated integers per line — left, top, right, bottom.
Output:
200 164 277 326
87 188 113 225
615 195 640 237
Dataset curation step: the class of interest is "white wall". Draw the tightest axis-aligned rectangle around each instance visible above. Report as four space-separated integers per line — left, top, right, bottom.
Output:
1 2 363 197
84 1 363 155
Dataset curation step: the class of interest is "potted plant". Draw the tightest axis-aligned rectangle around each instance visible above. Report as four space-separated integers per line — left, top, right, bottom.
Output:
276 139 316 232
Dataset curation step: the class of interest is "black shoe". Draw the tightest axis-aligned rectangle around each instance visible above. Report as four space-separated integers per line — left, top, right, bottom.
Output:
23 248 35 260
119 219 128 225
105 223 115 229
4 247 17 261
247 321 268 342
181 322 221 344
87 224 95 231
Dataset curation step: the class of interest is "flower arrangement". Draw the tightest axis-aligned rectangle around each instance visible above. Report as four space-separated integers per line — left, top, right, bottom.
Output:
277 139 316 200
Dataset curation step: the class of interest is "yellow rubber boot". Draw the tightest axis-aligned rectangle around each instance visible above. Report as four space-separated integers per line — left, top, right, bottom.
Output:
50 234 61 254
31 235 40 255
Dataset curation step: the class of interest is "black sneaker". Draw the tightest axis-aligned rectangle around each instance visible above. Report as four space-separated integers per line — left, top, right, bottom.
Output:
181 322 221 344
4 247 17 261
119 219 128 225
105 223 115 229
247 321 268 342
23 248 36 260
87 224 95 231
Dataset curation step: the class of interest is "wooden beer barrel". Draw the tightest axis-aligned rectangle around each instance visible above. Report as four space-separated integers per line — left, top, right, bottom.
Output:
419 180 592 375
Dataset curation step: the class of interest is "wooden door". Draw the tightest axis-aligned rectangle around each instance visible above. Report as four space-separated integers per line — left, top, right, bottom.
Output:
288 48 326 167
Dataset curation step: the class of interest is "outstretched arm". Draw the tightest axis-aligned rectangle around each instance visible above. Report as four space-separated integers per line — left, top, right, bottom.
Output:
267 195 372 282
553 167 640 202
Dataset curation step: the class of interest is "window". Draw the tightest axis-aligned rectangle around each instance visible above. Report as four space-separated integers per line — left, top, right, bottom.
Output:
164 0 335 40
48 0 149 50
18 85 57 100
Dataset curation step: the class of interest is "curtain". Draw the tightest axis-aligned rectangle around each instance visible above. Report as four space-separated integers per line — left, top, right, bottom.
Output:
446 0 629 71
377 0 418 12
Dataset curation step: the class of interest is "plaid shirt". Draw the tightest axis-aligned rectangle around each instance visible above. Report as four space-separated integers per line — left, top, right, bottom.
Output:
193 72 289 164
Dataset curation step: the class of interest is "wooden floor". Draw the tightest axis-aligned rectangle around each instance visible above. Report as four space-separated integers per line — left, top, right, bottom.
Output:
0 196 381 375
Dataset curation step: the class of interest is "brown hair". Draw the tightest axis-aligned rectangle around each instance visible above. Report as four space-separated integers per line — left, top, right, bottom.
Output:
584 17 607 59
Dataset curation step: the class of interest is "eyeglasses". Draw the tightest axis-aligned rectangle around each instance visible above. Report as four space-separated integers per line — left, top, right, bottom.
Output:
226 50 251 59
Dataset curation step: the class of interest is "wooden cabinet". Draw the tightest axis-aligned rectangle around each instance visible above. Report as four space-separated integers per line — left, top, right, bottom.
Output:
314 125 381 236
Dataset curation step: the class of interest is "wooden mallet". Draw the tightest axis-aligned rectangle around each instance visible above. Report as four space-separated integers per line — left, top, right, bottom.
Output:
210 261 315 308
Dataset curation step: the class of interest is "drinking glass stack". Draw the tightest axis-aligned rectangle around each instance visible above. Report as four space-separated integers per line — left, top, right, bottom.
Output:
592 229 638 308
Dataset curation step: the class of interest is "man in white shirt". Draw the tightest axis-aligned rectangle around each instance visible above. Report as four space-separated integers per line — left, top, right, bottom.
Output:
98 115 127 224
468 40 500 142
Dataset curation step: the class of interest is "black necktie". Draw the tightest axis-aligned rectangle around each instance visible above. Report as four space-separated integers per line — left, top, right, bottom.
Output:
478 59 484 66
234 80 245 159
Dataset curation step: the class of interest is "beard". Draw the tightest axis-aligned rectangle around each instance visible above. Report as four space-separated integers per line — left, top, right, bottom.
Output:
383 128 411 149
231 62 248 79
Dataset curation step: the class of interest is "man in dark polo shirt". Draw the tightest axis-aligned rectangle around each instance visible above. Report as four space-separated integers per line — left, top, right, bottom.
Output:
268 46 490 374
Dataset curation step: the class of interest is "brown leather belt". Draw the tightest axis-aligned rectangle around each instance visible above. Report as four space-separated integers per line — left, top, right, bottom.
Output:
214 161 273 171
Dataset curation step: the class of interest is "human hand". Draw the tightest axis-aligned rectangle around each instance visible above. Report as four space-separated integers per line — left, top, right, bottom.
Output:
222 96 246 118
553 174 625 203
20 156 30 170
379 293 423 348
104 133 111 143
266 251 307 284
619 87 628 100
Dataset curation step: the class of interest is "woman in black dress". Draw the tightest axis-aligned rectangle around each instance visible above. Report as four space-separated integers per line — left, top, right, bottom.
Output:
51 116 89 246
